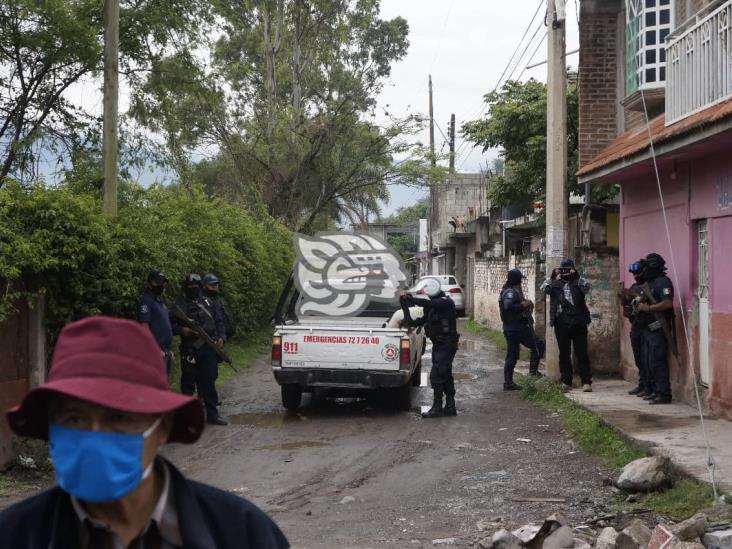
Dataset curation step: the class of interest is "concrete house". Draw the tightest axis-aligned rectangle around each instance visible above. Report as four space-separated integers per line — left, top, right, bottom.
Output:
578 0 732 417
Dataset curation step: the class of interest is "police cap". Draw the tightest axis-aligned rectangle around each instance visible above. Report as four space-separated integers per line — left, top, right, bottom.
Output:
147 271 168 285
184 273 202 286
203 273 220 285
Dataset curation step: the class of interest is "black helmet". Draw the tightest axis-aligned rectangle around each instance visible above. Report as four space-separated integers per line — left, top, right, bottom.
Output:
147 271 168 285
643 253 667 279
184 273 202 286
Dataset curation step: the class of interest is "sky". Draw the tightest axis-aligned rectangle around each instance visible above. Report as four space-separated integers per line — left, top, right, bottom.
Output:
377 0 580 218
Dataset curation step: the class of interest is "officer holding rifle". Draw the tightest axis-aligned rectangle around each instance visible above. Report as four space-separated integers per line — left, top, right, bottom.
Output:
174 273 229 425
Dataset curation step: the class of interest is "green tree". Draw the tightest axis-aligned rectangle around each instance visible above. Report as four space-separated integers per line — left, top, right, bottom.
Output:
0 0 209 184
461 79 582 207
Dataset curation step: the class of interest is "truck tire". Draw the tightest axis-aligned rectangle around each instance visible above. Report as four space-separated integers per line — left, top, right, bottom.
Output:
393 384 412 412
281 384 302 411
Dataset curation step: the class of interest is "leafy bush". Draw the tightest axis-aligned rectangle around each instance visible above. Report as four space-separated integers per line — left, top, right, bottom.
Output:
0 181 293 342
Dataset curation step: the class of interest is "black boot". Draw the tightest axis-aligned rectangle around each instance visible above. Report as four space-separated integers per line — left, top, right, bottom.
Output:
422 391 444 418
628 386 643 395
529 360 543 377
443 394 457 416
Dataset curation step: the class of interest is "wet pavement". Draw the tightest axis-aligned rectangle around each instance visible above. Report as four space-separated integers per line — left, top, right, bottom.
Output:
567 378 732 491
163 321 618 548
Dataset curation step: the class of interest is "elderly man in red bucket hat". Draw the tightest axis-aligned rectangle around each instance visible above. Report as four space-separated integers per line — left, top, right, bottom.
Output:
0 316 289 548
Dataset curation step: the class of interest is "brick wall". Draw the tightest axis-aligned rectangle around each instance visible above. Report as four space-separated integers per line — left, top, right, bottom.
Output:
574 248 621 373
579 0 622 166
472 256 545 335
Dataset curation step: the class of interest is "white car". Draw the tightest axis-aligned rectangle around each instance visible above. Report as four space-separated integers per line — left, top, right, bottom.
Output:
411 275 465 316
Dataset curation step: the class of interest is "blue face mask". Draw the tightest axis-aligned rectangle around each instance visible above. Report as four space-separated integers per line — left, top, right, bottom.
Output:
49 417 161 503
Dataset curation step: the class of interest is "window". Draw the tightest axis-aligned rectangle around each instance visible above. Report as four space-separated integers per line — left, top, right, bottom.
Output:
626 0 674 95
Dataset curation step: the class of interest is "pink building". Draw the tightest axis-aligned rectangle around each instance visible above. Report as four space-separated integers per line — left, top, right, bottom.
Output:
578 0 732 417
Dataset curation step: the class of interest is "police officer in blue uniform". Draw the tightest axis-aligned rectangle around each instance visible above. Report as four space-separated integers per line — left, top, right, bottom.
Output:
636 253 675 405
500 268 544 391
401 278 459 418
620 259 654 397
174 273 228 425
543 258 593 392
203 273 235 340
137 271 174 374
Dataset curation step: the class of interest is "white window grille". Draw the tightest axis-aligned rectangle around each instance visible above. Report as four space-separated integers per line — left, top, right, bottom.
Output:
626 0 674 95
698 219 709 299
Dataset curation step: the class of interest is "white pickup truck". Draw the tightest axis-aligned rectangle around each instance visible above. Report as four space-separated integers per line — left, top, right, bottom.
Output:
271 278 426 411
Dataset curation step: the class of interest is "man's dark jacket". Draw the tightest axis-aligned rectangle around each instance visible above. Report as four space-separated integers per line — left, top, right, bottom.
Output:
0 460 289 549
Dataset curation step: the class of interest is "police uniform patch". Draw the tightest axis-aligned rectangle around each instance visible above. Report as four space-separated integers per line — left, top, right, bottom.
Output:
662 288 671 296
505 290 515 299
140 304 149 314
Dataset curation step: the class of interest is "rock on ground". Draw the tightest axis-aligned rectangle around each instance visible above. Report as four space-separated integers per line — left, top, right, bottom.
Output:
617 457 670 492
703 529 732 549
491 529 523 549
543 526 575 549
596 527 620 549
670 513 708 542
616 519 653 549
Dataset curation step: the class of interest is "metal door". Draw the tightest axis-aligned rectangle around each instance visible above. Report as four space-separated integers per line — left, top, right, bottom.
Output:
698 220 711 386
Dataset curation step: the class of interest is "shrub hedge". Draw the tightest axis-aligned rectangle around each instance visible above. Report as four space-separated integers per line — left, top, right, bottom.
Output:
0 181 293 342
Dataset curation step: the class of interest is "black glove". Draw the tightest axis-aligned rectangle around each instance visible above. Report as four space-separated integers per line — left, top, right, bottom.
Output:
550 268 558 280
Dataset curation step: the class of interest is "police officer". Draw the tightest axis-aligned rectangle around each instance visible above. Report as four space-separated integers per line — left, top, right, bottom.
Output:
400 278 459 418
619 259 654 398
543 258 593 392
174 273 228 425
500 268 544 391
203 273 235 340
137 271 174 374
636 253 675 405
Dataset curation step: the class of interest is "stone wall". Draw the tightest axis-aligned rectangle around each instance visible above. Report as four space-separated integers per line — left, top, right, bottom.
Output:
471 250 621 375
472 256 545 336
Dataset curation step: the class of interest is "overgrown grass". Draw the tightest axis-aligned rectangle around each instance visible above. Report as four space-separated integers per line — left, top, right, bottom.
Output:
520 375 647 468
463 318 508 351
168 326 273 391
519 375 719 519
633 479 716 520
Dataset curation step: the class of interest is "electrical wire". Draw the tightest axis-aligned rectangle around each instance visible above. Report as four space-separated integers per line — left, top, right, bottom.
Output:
636 59 719 500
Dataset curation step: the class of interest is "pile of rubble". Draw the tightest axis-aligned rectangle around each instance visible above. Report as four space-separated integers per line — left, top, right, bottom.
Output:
471 457 732 549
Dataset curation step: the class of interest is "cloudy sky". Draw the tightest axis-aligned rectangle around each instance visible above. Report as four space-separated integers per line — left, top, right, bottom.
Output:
378 0 580 217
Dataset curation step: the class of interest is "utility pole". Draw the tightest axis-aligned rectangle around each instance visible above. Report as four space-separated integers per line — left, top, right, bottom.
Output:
449 113 456 173
429 75 436 167
102 0 119 216
545 0 568 381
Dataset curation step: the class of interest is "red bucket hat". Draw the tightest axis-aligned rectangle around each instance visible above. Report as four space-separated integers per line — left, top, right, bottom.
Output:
7 316 204 444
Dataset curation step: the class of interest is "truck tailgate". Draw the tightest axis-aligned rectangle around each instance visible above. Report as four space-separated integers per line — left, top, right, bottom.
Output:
279 327 405 371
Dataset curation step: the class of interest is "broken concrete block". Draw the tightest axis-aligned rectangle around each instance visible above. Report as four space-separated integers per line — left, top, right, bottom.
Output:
543 526 575 549
491 529 523 549
617 457 670 492
596 527 620 549
616 519 653 549
572 539 592 549
703 529 732 549
513 524 541 545
671 514 709 542
649 525 674 549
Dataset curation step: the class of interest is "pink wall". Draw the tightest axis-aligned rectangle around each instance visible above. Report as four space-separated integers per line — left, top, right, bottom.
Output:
619 165 693 309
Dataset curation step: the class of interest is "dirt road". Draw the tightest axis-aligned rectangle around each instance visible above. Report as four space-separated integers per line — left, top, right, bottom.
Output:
164 324 617 548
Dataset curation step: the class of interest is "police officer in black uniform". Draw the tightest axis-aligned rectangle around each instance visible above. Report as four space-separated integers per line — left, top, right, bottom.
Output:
636 253 675 405
174 273 228 425
500 268 544 391
543 258 593 391
137 271 174 374
620 259 654 397
400 278 459 418
203 273 235 340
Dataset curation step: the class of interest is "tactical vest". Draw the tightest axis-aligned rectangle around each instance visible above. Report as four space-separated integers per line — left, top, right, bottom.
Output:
425 297 457 339
499 286 526 325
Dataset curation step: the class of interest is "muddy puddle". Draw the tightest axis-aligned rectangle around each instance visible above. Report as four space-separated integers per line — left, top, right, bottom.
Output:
602 410 702 431
453 372 478 382
459 338 490 351
257 441 330 451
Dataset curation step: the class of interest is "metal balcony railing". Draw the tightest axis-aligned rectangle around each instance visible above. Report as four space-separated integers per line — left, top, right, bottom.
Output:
666 1 732 125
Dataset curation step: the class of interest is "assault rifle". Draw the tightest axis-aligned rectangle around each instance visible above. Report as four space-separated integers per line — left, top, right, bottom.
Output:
172 304 237 372
637 283 679 358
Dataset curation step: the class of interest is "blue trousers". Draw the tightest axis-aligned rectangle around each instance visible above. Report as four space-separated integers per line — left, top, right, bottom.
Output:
504 325 541 385
643 328 671 399
430 336 459 396
181 348 220 420
630 326 652 391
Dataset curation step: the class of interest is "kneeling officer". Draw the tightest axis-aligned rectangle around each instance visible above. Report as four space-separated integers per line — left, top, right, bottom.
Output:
401 278 459 418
